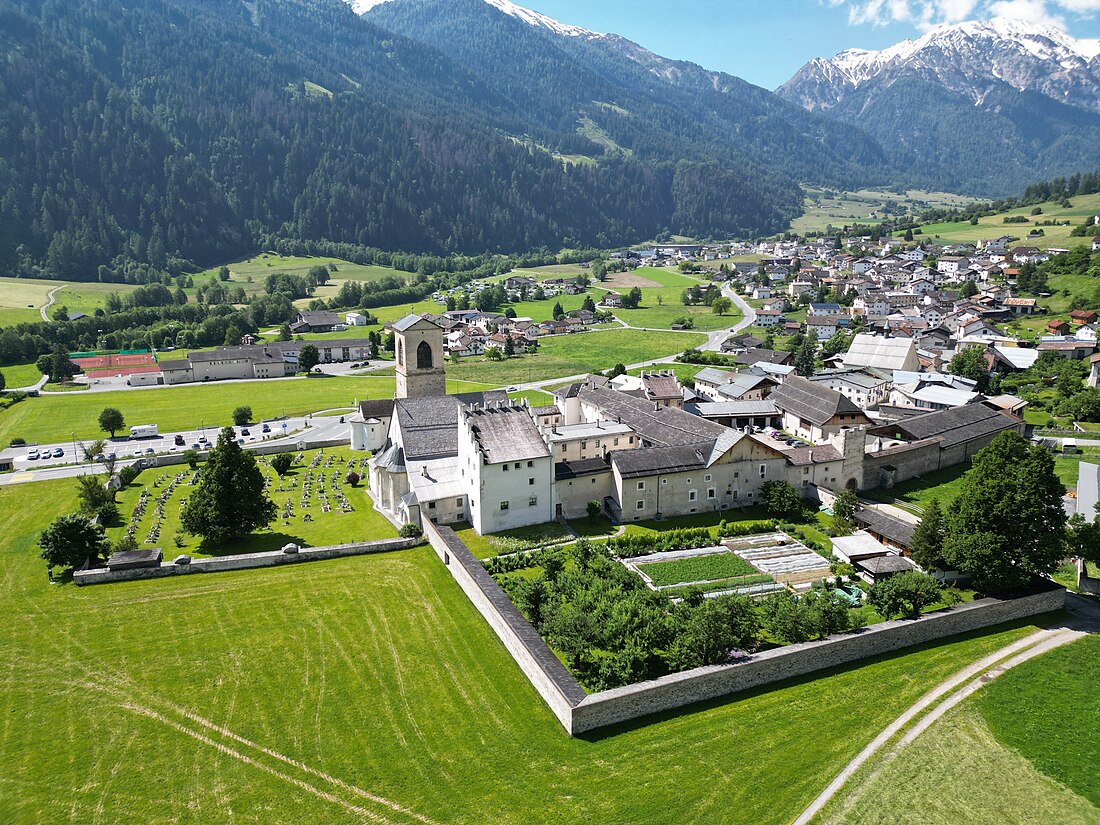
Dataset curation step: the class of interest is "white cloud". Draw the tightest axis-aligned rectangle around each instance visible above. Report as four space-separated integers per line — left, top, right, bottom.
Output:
833 0 1091 30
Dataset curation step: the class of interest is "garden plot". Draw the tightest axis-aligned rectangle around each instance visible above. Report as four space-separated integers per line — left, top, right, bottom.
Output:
726 532 831 588
626 546 781 597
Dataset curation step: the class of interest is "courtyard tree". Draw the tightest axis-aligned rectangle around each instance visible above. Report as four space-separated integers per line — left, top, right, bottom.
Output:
711 297 733 316
39 513 110 570
867 570 943 619
908 497 947 572
586 500 603 519
948 346 989 387
760 480 804 519
98 407 125 438
181 427 276 544
667 594 759 670
297 344 320 373
794 338 816 377
942 431 1067 594
831 488 857 534
232 406 253 426
270 453 293 476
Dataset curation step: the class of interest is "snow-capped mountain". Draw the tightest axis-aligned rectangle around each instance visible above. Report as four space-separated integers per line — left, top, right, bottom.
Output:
780 17 1100 113
347 0 600 38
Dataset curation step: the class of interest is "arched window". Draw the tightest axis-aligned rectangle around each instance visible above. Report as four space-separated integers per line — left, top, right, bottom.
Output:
416 340 433 369
396 340 404 367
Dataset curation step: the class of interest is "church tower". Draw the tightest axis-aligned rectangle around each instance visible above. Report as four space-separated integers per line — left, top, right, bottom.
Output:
393 314 446 398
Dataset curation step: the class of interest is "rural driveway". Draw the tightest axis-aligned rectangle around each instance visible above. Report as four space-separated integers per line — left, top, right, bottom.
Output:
39 283 67 321
792 594 1099 825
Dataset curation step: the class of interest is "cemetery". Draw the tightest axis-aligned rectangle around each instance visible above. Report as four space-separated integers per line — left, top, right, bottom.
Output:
109 447 395 557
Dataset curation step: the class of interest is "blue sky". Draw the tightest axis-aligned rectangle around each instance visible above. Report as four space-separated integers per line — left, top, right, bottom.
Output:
517 0 1100 89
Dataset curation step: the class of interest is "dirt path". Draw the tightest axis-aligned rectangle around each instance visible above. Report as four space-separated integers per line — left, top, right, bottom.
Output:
793 604 1098 825
40 283 68 321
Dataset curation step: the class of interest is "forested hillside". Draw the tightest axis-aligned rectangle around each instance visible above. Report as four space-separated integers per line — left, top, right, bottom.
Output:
0 0 879 284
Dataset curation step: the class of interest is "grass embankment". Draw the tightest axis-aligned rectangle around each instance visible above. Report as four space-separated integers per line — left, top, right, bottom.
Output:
819 635 1099 824
0 477 1065 824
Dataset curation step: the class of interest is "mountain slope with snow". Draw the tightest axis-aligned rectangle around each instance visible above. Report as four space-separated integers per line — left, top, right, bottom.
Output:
780 17 1100 113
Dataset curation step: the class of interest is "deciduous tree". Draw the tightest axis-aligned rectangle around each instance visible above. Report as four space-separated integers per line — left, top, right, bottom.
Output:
39 513 110 570
297 344 320 372
98 407 125 438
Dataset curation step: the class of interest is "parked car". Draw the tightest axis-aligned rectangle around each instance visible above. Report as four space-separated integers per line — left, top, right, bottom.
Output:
174 434 185 446
51 447 63 458
261 424 271 434
241 428 250 436
144 447 155 455
26 449 39 460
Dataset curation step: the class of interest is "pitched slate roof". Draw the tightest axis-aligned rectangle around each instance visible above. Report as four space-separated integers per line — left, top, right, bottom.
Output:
555 458 612 480
853 508 915 548
611 444 710 478
465 406 549 465
769 376 865 426
733 348 792 366
358 399 395 420
866 402 1021 450
393 313 440 333
576 384 729 448
395 391 507 460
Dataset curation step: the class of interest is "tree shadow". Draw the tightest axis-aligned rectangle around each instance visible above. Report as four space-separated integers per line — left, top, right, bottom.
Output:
195 532 309 557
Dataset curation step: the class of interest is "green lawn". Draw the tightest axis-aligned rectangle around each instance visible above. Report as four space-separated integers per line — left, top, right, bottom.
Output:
195 254 403 302
861 464 973 514
0 476 1059 824
637 552 758 587
0 361 43 389
444 329 706 385
0 376 492 446
451 521 574 559
819 636 1099 824
0 277 57 327
108 447 394 558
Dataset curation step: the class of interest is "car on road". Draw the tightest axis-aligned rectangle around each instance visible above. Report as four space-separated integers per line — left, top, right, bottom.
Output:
51 447 63 458
174 434 185 446
132 449 143 457
144 447 155 455
241 428 250 436
261 424 270 433
26 449 39 460
506 386 518 392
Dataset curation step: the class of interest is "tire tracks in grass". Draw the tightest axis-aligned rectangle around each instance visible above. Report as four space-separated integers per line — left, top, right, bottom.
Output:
795 626 1086 825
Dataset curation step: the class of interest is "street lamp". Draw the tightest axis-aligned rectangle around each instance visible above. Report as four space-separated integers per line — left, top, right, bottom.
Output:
72 432 78 463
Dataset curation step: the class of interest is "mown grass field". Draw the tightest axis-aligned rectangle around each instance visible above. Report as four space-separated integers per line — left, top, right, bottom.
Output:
193 253 403 306
819 635 1099 824
0 361 44 389
444 328 707 385
0 476 1063 824
0 277 57 327
0 376 490 446
109 447 395 558
792 187 980 235
903 192 1100 250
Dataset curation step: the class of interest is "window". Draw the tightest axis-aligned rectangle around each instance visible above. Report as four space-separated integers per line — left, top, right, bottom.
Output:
759 464 767 478
581 441 587 450
503 464 509 472
705 474 712 483
686 478 692 485
629 436 634 444
708 488 716 499
637 481 645 491
734 472 740 479
561 445 567 454
514 463 520 470
455 498 463 507
499 501 510 511
416 340 433 369
636 500 645 510
529 496 538 507
689 490 697 502
613 438 619 446
528 478 535 486
428 502 436 510
527 461 533 468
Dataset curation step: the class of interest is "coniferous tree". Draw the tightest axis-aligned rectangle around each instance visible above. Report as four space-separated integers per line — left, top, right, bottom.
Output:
180 428 276 544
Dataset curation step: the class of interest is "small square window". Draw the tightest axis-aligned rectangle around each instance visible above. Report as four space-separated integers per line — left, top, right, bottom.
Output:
428 501 436 509
455 498 463 507
705 474 712 482
527 461 533 468
613 438 619 446
561 444 567 454
636 500 645 510
503 464 509 472
689 490 697 502
528 478 535 486
708 488 716 499
514 462 520 470
637 481 645 491
529 496 538 507
499 501 510 511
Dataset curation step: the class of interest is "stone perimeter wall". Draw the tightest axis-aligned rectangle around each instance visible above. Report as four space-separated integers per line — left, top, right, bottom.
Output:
74 536 419 585
425 525 1065 736
422 521 586 730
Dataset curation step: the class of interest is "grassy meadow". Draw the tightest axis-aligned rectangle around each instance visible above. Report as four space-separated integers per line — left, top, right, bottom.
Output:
819 635 1099 824
792 187 981 235
0 475 1066 824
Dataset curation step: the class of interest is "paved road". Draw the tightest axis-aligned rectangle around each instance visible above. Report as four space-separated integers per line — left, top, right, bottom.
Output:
39 283 67 322
792 593 1100 825
0 415 352 487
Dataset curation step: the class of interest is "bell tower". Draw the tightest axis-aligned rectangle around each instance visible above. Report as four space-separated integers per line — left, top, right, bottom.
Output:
393 314 446 399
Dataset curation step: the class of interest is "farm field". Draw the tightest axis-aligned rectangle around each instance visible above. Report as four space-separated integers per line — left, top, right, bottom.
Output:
0 376 492 446
0 277 60 327
444 328 707 385
819 635 1099 824
903 192 1100 250
792 187 980 235
109 447 393 558
193 254 404 303
0 476 1062 824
